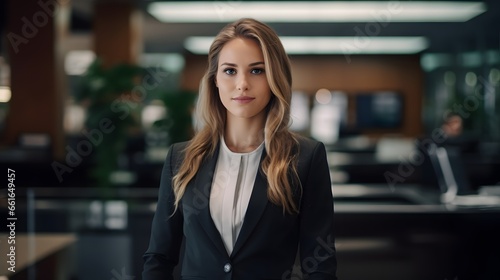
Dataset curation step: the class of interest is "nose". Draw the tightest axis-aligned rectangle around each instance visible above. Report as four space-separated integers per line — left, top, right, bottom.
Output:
237 73 249 91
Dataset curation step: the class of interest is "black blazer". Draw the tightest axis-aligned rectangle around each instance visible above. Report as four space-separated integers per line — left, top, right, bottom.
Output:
143 136 337 280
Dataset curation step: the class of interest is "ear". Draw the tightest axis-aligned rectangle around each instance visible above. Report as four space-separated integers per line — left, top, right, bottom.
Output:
214 78 218 88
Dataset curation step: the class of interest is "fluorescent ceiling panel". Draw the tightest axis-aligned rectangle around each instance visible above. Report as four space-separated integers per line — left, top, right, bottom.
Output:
184 36 429 54
148 1 486 23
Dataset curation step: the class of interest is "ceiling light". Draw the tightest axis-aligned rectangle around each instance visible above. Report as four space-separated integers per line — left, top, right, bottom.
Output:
184 36 429 55
148 1 486 23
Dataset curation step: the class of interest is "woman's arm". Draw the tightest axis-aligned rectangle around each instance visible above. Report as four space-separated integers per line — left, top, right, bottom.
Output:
299 141 338 279
142 143 184 280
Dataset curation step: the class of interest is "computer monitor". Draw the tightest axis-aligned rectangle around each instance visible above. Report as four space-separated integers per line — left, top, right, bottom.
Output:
355 91 403 129
426 143 473 201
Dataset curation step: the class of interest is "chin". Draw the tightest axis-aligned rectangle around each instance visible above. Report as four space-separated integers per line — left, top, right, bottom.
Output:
229 111 258 119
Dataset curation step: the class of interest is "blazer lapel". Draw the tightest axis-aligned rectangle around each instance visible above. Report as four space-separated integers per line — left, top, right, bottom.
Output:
231 149 268 257
189 144 228 258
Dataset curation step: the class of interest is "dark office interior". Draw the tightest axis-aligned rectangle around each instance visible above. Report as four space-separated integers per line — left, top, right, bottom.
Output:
1 0 500 279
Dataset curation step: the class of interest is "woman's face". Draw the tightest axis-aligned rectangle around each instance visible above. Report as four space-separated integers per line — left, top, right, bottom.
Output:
215 37 272 121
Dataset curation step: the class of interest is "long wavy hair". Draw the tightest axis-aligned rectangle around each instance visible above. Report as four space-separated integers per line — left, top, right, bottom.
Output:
172 18 300 214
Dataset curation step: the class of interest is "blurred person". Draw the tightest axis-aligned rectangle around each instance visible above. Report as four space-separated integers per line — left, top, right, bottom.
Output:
441 112 463 138
440 112 478 153
142 18 337 280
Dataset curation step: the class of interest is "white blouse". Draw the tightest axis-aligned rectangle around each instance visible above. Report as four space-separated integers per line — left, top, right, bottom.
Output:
209 137 265 255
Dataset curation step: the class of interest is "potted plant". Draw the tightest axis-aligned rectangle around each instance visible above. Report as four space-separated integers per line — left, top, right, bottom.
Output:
76 58 145 192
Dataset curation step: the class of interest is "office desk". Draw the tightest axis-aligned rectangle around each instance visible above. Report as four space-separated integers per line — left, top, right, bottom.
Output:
2 186 500 280
0 233 77 279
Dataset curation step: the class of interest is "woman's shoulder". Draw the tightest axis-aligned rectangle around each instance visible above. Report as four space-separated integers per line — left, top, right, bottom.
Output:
169 141 190 154
293 135 329 180
166 141 191 169
294 134 325 155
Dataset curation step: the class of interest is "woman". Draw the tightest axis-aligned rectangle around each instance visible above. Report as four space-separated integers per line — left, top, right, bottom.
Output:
143 18 337 280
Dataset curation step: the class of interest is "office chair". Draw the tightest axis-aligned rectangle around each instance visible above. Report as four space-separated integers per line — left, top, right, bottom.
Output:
426 143 500 207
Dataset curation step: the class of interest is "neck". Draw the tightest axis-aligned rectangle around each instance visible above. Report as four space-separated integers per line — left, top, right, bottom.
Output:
224 114 265 153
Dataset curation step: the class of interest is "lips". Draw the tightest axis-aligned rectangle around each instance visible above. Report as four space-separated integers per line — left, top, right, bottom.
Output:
232 96 254 101
231 96 255 103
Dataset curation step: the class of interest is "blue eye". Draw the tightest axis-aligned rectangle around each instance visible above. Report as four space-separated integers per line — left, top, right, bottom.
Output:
224 68 236 75
251 68 264 74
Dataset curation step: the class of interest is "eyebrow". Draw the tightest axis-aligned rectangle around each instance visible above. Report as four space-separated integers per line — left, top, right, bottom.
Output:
220 62 265 67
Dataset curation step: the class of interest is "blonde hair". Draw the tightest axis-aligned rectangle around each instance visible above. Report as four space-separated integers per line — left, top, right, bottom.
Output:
172 18 300 213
